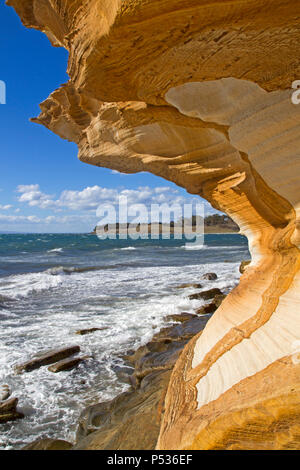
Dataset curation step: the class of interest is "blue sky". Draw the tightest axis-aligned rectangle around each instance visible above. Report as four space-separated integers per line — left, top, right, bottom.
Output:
0 3 218 233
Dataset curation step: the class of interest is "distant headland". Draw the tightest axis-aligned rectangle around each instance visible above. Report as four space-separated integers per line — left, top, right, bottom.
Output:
92 214 239 235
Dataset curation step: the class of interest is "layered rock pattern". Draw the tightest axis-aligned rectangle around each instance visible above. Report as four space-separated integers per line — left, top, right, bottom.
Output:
8 0 300 450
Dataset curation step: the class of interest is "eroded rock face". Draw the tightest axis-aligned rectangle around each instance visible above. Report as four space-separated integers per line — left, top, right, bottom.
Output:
7 0 300 450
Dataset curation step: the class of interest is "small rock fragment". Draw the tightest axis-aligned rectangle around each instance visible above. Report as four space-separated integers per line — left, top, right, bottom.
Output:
0 384 11 402
165 312 197 323
75 327 108 336
201 272 218 280
176 283 202 289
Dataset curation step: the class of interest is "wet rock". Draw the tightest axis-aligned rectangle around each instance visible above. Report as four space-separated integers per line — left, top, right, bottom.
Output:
0 384 11 402
196 294 227 315
74 313 212 450
0 411 24 424
201 272 218 280
152 315 210 343
15 345 81 373
213 294 227 307
111 365 135 385
196 303 218 315
0 397 24 423
240 260 251 274
176 283 202 289
23 439 73 450
75 369 172 450
165 312 197 323
123 345 150 366
134 339 188 380
0 397 18 412
48 356 89 373
75 327 108 336
189 288 223 301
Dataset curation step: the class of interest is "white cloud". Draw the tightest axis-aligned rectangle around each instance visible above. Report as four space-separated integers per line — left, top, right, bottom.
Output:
0 204 12 210
17 184 56 209
16 184 198 213
10 183 221 231
0 214 41 223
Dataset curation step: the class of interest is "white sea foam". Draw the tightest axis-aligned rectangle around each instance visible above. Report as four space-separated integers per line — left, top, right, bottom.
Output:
47 247 64 253
0 257 241 449
0 272 64 299
119 247 137 251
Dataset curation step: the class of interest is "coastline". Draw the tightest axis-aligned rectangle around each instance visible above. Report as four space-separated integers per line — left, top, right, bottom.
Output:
0 233 248 450
21 279 230 450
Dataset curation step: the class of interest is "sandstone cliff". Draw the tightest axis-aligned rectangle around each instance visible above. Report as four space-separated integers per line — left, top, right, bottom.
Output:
7 0 300 450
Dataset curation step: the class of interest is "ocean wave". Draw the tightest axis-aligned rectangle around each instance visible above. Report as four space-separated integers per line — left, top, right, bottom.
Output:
46 263 137 276
0 272 64 299
0 294 14 304
119 247 136 251
181 244 246 251
47 248 64 253
182 244 209 250
46 265 103 275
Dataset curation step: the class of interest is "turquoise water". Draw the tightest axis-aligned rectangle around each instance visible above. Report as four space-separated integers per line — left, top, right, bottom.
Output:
0 233 249 449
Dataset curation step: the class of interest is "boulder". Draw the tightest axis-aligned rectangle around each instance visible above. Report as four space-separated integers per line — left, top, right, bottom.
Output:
201 273 218 280
165 312 197 323
0 397 24 424
196 294 227 315
48 356 89 373
23 439 73 450
189 288 223 301
196 303 218 315
15 346 81 373
152 316 210 343
0 397 18 412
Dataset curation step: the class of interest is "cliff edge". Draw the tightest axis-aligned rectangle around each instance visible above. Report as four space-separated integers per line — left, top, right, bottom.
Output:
7 0 300 450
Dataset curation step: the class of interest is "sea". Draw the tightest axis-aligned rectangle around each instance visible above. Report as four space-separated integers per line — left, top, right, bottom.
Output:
0 232 250 449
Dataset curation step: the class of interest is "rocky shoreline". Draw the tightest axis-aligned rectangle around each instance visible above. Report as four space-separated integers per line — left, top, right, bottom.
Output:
15 271 233 451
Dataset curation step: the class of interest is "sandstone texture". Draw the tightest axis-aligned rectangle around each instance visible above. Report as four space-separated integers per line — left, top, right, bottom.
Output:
8 0 300 450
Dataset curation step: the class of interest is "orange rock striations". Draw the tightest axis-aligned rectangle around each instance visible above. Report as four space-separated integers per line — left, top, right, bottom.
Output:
7 0 300 450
